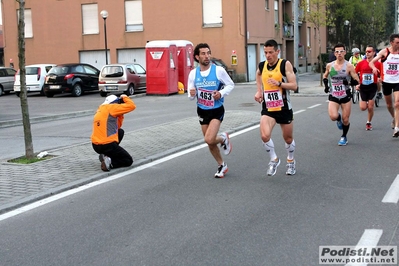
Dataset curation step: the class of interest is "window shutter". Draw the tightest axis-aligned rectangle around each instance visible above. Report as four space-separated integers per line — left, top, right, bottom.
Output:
125 0 143 31
82 4 99 35
203 0 222 25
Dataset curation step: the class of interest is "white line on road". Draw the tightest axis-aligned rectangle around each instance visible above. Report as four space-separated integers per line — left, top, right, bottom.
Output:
345 229 383 266
308 104 322 109
382 174 399 203
0 107 312 221
295 109 306 114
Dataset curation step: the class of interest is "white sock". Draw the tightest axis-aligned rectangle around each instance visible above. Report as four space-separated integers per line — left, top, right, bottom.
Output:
263 139 277 161
285 140 295 160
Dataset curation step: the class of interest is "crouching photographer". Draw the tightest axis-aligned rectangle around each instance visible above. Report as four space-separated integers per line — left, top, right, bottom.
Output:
91 94 136 171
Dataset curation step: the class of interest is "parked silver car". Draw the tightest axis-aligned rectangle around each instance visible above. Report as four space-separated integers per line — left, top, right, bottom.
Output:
0 67 17 96
13 64 56 97
98 63 146 97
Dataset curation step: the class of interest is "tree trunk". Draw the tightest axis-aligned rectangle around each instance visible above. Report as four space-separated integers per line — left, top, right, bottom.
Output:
17 0 34 159
318 29 323 87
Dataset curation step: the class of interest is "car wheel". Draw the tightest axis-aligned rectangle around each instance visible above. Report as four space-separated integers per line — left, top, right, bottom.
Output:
15 92 20 97
72 84 83 97
45 92 54 98
0 86 3 96
100 91 108 97
126 84 135 96
40 87 45 96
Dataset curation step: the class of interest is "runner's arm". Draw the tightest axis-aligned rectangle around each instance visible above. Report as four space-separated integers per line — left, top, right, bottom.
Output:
369 50 385 75
323 63 331 79
187 69 196 100
282 61 297 91
347 63 360 84
216 66 234 97
255 67 263 103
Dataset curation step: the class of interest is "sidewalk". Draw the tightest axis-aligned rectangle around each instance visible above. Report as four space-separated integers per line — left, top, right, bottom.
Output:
0 72 324 214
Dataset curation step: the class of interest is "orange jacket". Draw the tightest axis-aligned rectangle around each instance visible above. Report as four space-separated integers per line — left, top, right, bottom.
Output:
91 96 136 145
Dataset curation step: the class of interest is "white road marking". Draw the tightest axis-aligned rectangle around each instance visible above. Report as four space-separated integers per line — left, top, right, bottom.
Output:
345 229 383 266
295 109 306 114
382 174 399 203
0 106 314 221
308 104 322 109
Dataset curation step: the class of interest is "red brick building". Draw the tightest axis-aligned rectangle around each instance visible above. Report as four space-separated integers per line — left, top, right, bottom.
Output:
1 0 326 81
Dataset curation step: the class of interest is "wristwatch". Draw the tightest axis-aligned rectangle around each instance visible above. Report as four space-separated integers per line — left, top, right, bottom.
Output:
278 81 282 87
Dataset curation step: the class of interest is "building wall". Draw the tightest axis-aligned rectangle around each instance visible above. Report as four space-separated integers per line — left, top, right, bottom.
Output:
2 0 326 81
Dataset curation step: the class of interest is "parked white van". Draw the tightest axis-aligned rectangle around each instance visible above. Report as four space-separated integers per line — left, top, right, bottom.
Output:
14 64 56 97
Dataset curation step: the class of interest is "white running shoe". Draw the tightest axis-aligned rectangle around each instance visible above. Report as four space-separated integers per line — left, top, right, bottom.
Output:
286 160 296 175
267 158 280 176
220 132 232 155
99 154 111 171
214 162 228 178
393 127 399 138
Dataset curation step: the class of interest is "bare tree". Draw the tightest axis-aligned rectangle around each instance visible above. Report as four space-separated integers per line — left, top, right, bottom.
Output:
301 0 332 85
16 0 34 159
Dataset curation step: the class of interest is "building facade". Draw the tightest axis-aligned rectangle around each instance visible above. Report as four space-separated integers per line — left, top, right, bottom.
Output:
2 0 326 82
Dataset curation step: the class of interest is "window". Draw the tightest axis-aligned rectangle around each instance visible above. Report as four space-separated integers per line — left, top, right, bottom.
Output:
307 27 311 47
265 0 269 10
125 0 143 31
74 65 84 73
134 64 146 74
84 65 98 75
203 0 222 26
17 9 33 38
274 0 279 25
306 0 310 12
82 4 99 35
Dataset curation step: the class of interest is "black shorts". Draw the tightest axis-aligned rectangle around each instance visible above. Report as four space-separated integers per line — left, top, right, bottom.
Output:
382 82 399 96
197 105 224 125
329 94 351 104
261 108 293 124
359 83 377 101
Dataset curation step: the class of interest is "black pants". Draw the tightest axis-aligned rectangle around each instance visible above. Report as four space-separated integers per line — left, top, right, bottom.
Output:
92 128 133 169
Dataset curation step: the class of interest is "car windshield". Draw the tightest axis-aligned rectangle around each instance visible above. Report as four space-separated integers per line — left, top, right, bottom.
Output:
48 66 69 75
101 66 124 78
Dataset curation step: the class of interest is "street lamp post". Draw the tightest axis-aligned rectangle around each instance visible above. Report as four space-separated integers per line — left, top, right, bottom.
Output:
344 20 350 51
100 10 109 65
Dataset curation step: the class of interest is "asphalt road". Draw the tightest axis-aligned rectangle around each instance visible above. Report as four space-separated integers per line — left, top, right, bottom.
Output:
0 87 398 265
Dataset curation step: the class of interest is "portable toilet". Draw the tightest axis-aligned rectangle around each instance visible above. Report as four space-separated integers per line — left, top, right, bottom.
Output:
174 40 194 92
145 40 178 95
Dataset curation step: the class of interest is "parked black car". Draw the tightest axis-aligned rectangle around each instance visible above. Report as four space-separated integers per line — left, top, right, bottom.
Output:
43 63 100 97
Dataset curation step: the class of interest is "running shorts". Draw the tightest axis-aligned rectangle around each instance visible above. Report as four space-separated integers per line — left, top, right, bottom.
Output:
329 94 351 104
359 83 377 101
197 105 224 125
261 108 293 124
382 82 399 96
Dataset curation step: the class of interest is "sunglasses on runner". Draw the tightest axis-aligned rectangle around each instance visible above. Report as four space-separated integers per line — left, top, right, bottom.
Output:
334 50 345 53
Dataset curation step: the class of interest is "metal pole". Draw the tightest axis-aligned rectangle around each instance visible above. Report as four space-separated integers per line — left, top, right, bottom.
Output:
293 0 299 92
104 18 108 65
396 0 398 33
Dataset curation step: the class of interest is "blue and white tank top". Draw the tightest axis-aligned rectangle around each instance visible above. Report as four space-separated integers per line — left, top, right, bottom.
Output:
194 64 224 110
